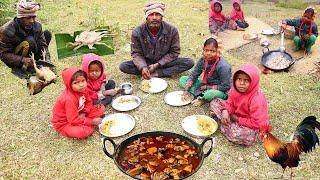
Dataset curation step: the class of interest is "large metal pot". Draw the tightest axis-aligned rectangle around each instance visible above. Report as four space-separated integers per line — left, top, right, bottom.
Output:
102 131 213 179
261 47 295 72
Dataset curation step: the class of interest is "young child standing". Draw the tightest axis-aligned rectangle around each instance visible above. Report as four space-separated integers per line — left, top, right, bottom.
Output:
180 36 232 106
210 64 269 146
230 0 249 30
281 7 318 55
81 53 119 106
51 68 105 139
209 0 236 35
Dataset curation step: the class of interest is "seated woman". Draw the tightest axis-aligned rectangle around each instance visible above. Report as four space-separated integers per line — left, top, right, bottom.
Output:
230 0 249 30
209 0 236 35
281 7 318 55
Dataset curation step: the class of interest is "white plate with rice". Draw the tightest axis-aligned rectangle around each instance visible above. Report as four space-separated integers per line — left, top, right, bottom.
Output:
181 115 218 137
112 95 141 112
99 113 135 137
164 91 193 106
140 78 168 93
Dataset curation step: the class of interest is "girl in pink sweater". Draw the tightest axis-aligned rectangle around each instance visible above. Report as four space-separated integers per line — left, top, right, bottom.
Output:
210 64 269 146
230 0 249 30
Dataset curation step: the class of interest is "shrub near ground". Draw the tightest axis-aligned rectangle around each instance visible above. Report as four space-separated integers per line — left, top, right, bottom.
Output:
0 0 319 179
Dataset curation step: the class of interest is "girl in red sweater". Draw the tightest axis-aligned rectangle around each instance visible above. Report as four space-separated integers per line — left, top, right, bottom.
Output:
51 68 105 139
210 64 269 146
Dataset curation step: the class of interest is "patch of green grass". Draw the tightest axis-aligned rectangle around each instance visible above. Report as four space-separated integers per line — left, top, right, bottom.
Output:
0 0 15 25
276 0 308 9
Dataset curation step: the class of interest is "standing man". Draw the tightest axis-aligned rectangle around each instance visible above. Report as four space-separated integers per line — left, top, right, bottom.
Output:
0 0 52 78
119 2 194 79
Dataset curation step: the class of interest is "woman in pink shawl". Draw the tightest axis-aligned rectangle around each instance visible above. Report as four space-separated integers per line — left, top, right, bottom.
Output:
209 0 236 35
210 64 270 146
81 53 119 106
230 0 249 30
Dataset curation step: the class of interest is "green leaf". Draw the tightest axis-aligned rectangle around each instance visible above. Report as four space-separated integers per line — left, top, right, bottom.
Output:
54 27 114 59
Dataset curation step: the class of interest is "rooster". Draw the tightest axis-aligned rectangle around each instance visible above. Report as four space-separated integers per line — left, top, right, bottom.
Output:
260 116 320 178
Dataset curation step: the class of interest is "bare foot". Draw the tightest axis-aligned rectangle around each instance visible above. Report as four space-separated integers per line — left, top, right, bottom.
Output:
191 99 205 107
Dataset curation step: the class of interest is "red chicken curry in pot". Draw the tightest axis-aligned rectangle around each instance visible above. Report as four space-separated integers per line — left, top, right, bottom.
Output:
117 135 200 179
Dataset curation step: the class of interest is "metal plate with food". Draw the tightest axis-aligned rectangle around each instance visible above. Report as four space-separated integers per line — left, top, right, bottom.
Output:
164 91 194 106
182 115 218 137
243 33 258 40
102 131 213 179
261 29 274 35
112 95 141 112
140 77 168 93
99 113 135 137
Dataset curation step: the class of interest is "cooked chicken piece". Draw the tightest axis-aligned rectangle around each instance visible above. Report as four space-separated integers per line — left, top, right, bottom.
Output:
182 145 190 150
184 154 190 158
157 152 164 159
152 172 169 180
174 146 187 152
147 147 157 155
156 136 164 141
139 153 147 156
146 138 152 144
170 169 181 179
128 156 139 164
164 168 171 174
186 149 196 155
168 158 175 164
146 164 156 173
178 159 189 165
127 144 138 149
175 155 184 159
139 146 146 151
183 164 193 173
166 144 174 149
149 161 159 166
140 172 150 179
128 166 144 177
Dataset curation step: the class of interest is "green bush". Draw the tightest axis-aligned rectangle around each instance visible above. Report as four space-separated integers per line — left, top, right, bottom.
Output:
276 0 308 9
0 0 15 25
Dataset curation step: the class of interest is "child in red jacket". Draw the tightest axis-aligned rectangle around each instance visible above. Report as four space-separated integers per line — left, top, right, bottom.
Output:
209 0 237 35
51 68 105 139
81 53 119 106
210 64 269 146
230 0 249 30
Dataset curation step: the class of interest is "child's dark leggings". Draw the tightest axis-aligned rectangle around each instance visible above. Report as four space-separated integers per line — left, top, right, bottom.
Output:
93 80 116 106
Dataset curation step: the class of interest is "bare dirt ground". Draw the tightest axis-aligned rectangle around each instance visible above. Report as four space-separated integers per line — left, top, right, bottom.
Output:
228 35 320 78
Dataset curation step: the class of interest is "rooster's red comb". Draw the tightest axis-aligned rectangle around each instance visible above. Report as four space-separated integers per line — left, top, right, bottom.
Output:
260 124 272 133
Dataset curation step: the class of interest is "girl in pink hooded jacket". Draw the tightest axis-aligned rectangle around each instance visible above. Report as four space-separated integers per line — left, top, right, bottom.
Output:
81 53 119 106
51 68 105 139
230 0 249 30
210 64 269 146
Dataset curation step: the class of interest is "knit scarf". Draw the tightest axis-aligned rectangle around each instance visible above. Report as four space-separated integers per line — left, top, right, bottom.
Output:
202 57 220 84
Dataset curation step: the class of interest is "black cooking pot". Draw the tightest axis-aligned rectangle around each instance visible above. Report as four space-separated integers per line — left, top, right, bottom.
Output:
102 131 213 180
261 47 295 72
